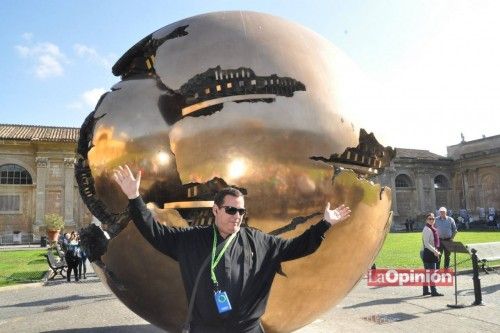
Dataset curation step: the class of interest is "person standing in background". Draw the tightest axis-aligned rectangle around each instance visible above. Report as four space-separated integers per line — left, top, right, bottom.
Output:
65 232 80 282
435 207 457 269
76 233 88 280
420 213 443 296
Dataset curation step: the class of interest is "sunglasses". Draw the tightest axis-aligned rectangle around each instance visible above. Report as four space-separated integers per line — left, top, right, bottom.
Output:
221 206 246 215
427 217 435 220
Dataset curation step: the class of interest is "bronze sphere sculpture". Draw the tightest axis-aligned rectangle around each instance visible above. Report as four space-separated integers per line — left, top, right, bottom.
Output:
76 11 394 332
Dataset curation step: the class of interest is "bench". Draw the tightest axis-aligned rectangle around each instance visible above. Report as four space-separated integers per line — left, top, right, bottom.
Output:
45 250 67 280
54 243 66 259
466 242 500 273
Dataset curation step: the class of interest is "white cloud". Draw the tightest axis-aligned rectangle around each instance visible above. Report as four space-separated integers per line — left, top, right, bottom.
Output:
21 32 33 41
67 88 107 111
74 43 115 69
66 101 84 110
15 45 30 57
15 40 68 79
82 88 107 108
36 54 64 78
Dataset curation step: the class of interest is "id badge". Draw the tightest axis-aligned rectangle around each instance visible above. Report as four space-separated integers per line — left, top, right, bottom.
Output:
214 290 232 313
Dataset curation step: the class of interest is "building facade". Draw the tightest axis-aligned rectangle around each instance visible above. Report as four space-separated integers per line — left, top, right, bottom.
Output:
0 124 92 243
1 123 499 241
376 135 500 228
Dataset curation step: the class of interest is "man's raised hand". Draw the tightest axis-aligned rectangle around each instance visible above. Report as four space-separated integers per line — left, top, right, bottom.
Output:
113 165 141 199
323 203 351 226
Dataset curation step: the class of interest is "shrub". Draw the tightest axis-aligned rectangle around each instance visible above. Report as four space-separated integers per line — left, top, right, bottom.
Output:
44 213 65 231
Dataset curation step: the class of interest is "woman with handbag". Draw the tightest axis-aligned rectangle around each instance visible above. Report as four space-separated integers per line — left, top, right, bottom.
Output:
420 213 444 296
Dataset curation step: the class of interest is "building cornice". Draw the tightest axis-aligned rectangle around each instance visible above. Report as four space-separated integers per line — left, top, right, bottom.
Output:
0 124 79 143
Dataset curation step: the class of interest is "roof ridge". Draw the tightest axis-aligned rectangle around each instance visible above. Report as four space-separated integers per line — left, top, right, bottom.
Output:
0 124 79 142
396 147 431 152
0 123 79 130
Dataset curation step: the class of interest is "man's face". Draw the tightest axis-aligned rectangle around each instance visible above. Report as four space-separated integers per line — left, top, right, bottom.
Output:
213 195 245 238
439 210 447 219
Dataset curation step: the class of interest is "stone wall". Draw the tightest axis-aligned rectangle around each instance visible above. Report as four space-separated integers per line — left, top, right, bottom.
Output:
375 136 499 228
0 140 91 240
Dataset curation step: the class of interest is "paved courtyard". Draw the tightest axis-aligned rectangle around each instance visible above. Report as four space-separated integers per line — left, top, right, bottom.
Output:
0 263 499 332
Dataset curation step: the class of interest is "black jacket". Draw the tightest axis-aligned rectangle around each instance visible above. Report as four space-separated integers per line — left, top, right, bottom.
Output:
129 197 331 332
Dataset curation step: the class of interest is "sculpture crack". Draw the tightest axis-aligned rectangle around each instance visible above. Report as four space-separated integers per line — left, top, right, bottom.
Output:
268 212 322 236
157 66 306 125
112 25 189 78
310 128 396 178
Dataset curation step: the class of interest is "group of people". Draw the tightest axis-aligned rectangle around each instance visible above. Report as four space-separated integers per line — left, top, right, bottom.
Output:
59 231 88 282
420 206 457 296
404 218 415 232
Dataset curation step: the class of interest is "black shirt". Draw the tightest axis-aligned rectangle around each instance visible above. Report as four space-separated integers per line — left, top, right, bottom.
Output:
129 197 331 332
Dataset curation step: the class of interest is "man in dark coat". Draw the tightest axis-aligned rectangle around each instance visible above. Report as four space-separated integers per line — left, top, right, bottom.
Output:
113 165 350 332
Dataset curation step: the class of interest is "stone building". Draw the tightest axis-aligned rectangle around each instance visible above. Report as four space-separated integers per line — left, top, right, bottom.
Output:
1 123 498 241
376 134 500 228
0 124 92 243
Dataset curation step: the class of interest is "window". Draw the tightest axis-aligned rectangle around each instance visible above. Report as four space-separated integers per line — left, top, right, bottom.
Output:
434 175 450 189
0 164 33 184
0 195 20 212
395 174 412 188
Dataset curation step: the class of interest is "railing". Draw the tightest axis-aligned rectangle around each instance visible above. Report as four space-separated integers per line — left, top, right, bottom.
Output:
0 233 39 246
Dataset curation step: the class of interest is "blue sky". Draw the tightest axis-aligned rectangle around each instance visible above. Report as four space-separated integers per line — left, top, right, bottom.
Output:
1 0 499 155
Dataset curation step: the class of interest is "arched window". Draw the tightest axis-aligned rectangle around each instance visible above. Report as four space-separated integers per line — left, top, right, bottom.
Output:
0 164 33 184
395 174 412 188
434 175 450 189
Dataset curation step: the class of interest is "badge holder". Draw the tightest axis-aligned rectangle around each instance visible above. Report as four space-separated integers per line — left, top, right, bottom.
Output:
214 289 232 313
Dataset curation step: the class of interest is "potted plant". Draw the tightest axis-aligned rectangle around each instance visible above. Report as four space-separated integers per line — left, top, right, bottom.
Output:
44 213 65 244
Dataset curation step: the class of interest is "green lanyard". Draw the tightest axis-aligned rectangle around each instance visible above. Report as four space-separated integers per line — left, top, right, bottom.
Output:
210 225 237 288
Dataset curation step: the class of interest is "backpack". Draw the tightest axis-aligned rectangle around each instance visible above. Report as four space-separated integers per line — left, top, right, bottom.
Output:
65 244 81 262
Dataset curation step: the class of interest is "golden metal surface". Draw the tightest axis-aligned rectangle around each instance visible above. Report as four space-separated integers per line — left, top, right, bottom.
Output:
163 201 214 209
262 171 392 331
80 11 393 332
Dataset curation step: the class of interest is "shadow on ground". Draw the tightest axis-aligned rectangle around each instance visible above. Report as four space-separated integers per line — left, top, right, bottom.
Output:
43 276 100 287
458 281 500 296
343 295 423 309
0 293 112 308
41 325 165 333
